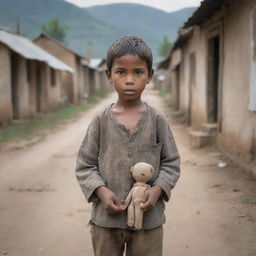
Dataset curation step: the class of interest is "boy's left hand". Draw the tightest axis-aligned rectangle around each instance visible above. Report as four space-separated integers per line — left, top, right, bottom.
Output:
140 185 163 211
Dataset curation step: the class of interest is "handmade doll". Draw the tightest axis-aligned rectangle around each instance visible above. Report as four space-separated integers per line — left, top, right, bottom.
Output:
122 162 155 230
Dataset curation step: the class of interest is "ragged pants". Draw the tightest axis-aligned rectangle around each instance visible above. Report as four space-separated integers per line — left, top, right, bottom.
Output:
91 224 163 256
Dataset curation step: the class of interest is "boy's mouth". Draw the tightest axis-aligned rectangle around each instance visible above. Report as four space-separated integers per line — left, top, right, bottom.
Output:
124 89 136 93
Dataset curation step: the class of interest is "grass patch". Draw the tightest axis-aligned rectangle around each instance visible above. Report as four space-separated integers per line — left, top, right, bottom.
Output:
166 101 175 109
159 89 168 98
97 91 108 98
0 92 108 143
0 119 49 142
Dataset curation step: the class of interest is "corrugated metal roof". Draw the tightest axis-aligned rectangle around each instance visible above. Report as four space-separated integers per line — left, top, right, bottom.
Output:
183 0 229 28
156 57 171 70
89 58 104 68
81 59 101 71
171 0 229 51
34 33 85 60
0 29 73 72
173 27 194 50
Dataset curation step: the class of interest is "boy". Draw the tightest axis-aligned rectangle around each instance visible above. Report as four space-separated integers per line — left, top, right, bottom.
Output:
76 35 180 256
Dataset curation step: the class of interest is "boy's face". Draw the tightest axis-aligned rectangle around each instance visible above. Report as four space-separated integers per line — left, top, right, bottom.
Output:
106 54 153 101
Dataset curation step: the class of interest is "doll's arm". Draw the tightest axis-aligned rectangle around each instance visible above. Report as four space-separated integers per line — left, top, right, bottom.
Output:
121 188 134 209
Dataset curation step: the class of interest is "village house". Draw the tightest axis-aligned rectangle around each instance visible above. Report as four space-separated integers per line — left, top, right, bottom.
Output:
154 56 172 91
98 59 111 93
80 58 108 98
34 33 88 104
81 60 95 98
0 27 73 125
87 58 109 93
169 0 256 177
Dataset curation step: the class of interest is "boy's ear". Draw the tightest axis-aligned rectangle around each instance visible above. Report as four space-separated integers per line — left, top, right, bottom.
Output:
147 69 154 84
105 69 113 84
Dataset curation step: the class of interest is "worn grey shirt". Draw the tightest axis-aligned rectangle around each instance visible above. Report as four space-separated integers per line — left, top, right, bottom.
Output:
76 103 180 230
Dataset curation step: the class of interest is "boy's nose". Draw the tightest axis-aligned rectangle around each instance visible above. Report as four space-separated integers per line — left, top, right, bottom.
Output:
125 74 135 84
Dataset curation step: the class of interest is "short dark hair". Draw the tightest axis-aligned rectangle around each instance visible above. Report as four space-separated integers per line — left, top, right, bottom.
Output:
106 35 153 72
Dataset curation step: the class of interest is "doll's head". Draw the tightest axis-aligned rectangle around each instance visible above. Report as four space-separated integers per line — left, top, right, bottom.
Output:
131 162 155 183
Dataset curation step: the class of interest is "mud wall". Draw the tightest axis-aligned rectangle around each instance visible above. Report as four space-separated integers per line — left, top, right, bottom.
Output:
34 37 78 103
178 25 209 128
0 44 12 124
218 0 256 164
47 68 62 111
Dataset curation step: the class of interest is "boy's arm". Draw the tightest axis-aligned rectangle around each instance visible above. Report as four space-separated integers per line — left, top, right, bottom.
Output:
153 113 180 202
75 115 105 203
95 186 123 214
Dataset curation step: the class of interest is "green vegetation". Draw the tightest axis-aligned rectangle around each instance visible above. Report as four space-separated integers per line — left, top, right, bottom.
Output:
166 101 175 109
158 88 169 98
241 198 256 205
41 17 69 42
158 35 172 58
0 92 108 142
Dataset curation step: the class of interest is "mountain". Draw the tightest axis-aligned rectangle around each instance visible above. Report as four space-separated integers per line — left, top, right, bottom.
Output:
86 4 195 60
0 0 118 56
0 0 195 59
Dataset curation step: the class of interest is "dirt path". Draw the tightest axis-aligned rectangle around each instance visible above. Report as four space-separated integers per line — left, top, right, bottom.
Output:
0 89 255 256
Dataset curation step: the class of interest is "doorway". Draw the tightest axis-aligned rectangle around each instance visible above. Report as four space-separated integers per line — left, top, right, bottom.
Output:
10 52 19 119
207 36 220 123
89 68 95 96
188 53 196 125
174 65 180 111
35 62 42 112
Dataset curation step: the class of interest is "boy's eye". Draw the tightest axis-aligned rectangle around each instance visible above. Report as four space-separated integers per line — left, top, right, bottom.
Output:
116 70 125 75
134 70 143 75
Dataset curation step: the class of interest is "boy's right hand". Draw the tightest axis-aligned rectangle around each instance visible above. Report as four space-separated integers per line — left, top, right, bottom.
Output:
95 186 124 214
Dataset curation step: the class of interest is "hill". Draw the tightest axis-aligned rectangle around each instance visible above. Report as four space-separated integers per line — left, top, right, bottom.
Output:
86 4 195 46
0 0 195 58
86 4 195 60
0 0 119 57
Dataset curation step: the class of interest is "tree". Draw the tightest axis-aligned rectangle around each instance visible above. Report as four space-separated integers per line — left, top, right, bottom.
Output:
41 17 69 43
158 36 172 58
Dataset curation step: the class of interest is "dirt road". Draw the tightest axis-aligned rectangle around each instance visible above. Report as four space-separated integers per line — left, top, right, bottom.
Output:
0 89 255 256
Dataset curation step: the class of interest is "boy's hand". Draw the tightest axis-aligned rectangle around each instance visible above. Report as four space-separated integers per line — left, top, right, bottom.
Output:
140 186 163 211
95 186 123 214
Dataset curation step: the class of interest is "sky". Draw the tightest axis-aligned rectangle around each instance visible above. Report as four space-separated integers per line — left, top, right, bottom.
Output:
65 0 202 12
